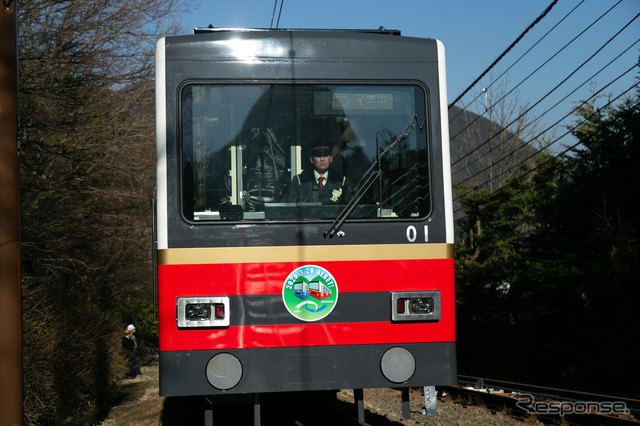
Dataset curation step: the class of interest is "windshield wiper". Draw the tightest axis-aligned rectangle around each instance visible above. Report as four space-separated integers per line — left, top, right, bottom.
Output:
324 115 421 238
324 135 382 238
323 168 380 238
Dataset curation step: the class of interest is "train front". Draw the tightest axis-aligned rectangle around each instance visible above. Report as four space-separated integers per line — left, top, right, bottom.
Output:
155 29 456 399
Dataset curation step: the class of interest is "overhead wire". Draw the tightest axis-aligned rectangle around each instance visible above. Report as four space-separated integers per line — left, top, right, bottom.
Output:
459 24 639 189
450 0 625 166
452 17 640 185
270 0 285 29
270 0 278 28
453 84 640 215
456 93 640 220
453 38 640 191
448 0 559 109
276 0 284 29
450 0 640 219
453 63 640 208
448 0 586 125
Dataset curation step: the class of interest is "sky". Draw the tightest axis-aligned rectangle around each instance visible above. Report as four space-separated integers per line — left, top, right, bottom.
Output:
178 1 639 145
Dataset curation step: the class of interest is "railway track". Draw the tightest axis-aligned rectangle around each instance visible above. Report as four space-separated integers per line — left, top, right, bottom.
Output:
442 375 640 425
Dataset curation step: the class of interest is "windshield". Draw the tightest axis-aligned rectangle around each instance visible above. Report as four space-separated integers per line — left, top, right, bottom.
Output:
180 84 430 221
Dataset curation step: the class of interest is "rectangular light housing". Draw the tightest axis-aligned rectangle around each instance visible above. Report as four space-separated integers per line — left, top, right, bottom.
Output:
177 296 230 328
391 291 441 322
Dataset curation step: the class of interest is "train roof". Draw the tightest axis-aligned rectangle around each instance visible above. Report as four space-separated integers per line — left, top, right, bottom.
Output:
193 26 402 36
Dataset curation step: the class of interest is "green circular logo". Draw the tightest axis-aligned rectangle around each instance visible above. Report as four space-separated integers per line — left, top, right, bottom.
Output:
282 265 338 322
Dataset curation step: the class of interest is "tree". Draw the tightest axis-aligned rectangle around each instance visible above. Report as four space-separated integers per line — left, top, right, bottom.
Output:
454 81 640 392
526 92 640 391
454 163 539 379
452 77 553 378
451 76 547 193
18 1 186 423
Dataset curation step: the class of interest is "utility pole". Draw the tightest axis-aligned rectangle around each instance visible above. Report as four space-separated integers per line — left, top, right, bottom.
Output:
0 0 23 425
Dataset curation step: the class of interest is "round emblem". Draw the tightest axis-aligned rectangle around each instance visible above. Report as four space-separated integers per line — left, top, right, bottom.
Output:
282 265 338 322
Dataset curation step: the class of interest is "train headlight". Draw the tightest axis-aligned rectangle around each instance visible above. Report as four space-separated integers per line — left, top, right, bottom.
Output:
185 303 211 321
391 291 441 321
177 297 230 328
409 297 434 314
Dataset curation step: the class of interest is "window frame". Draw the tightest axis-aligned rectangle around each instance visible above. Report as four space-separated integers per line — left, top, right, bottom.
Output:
177 80 434 225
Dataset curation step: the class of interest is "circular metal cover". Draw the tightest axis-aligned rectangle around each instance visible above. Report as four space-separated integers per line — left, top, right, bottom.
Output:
380 347 416 383
206 353 243 390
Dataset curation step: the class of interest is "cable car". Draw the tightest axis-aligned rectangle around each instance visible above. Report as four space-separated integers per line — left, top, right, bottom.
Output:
155 27 456 424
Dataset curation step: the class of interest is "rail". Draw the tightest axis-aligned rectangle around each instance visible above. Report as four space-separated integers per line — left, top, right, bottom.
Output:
442 375 640 425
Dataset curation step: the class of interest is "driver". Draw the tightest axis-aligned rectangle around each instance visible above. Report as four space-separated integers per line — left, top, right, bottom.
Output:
285 140 349 204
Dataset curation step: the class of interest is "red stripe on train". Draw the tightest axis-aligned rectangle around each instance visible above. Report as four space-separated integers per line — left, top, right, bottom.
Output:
158 258 455 351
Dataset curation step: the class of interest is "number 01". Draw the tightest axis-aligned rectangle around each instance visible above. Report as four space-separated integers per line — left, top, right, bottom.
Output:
406 225 428 242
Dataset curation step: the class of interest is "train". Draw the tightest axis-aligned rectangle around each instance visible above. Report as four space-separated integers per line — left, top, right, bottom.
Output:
154 27 456 424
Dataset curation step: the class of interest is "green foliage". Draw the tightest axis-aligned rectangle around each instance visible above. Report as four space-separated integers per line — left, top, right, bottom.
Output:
534 95 640 390
454 89 640 393
454 169 537 379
